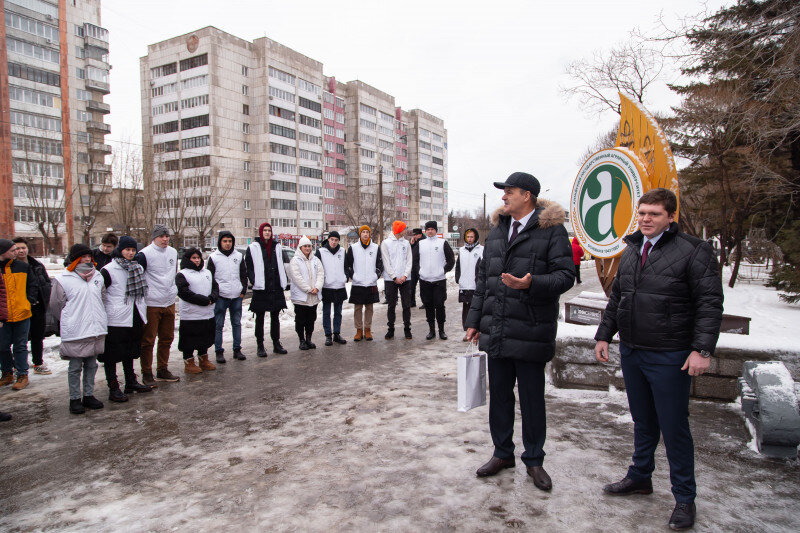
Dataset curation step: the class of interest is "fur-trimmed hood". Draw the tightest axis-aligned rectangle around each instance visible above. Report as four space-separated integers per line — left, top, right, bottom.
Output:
491 199 566 229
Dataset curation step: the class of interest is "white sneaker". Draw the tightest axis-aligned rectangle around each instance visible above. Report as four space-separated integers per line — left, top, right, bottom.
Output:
33 364 52 375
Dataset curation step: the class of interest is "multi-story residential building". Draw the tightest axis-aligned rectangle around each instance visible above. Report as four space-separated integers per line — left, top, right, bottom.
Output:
407 109 448 232
140 27 446 247
1 0 111 253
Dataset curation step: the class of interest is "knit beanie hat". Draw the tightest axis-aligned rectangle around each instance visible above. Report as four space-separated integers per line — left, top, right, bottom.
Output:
392 221 407 235
424 220 438 231
151 224 172 241
412 228 423 236
67 243 92 264
358 225 371 235
328 231 340 240
116 236 138 253
297 236 312 248
0 239 14 255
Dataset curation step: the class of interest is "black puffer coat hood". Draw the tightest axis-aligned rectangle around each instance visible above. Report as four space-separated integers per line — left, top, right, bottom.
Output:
465 199 575 362
217 231 236 256
594 222 724 354
180 247 204 271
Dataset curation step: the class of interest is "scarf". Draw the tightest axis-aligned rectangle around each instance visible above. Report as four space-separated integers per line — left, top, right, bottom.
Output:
74 262 95 282
465 243 477 252
115 257 148 303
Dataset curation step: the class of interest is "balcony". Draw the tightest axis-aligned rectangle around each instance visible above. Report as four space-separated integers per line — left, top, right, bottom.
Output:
89 142 112 155
90 162 111 173
85 79 110 94
84 35 109 52
86 100 110 114
86 121 110 134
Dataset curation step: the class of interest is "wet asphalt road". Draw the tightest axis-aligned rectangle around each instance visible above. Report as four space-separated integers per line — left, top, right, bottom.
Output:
1 277 798 532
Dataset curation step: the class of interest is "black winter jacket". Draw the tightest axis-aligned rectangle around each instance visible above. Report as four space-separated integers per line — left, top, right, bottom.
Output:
595 222 724 354
465 200 575 362
27 256 52 308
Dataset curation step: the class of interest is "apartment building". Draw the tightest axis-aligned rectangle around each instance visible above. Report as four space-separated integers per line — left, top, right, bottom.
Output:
1 0 111 253
406 109 448 231
141 27 446 247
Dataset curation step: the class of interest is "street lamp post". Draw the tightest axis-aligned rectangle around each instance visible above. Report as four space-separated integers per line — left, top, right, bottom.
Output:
377 164 383 243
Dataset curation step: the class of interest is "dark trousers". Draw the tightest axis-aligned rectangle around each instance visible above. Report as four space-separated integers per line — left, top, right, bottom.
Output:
321 299 343 336
620 345 695 503
104 358 135 388
574 263 581 284
488 356 547 467
419 280 446 328
294 304 318 339
385 280 412 329
0 319 30 376
410 275 419 306
29 306 46 366
254 310 281 345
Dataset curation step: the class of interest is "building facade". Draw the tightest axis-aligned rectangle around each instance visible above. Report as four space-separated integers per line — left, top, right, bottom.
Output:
1 0 111 253
140 27 447 248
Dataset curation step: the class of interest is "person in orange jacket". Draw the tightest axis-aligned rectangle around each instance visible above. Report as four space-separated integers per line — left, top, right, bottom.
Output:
571 237 584 285
0 238 36 392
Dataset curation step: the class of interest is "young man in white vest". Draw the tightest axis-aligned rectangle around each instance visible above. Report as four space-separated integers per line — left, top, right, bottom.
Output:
135 224 180 385
207 231 247 363
344 225 383 341
380 220 413 340
455 228 484 341
418 220 455 340
315 231 348 346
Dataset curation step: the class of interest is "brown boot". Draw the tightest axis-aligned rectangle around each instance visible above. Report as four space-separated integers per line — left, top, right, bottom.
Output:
364 328 373 341
0 372 13 387
184 358 203 374
354 328 363 342
198 354 216 371
12 375 29 391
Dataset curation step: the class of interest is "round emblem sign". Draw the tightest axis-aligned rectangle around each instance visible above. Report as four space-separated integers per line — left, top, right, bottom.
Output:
187 35 199 53
571 148 647 258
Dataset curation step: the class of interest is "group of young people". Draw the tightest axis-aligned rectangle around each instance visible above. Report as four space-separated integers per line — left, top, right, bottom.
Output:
0 219 482 419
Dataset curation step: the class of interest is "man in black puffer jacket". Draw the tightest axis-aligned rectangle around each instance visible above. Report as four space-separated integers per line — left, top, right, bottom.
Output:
594 188 723 531
465 172 574 491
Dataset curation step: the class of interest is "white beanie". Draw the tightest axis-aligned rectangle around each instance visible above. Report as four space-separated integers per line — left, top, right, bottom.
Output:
297 236 312 248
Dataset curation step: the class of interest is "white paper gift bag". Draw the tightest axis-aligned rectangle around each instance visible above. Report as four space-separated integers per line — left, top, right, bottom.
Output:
457 343 487 412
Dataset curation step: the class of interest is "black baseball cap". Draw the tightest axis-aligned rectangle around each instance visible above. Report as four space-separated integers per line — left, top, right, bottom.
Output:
494 172 541 197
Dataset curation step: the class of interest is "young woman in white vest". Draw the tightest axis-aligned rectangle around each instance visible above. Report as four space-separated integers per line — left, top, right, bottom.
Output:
314 231 348 346
344 225 383 341
287 236 325 350
207 230 248 363
245 222 288 357
418 221 456 340
49 244 107 415
175 248 219 374
99 236 153 402
455 228 484 341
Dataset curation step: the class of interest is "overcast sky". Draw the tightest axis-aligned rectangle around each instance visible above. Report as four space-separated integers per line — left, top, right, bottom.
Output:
102 0 730 216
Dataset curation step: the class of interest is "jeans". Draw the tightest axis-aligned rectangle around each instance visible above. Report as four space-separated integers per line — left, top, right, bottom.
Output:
68 357 98 400
214 297 243 353
0 319 31 376
321 300 343 336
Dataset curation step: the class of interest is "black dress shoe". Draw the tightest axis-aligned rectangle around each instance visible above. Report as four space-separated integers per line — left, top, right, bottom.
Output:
404 329 412 339
257 344 268 358
669 502 696 531
69 399 85 415
325 335 333 346
124 380 153 394
385 329 394 339
232 349 246 360
108 387 129 403
603 477 653 496
527 466 552 491
333 334 347 345
426 328 436 340
438 330 448 340
306 338 316 349
82 395 104 410
476 457 515 477
299 339 309 351
215 351 226 364
273 342 288 355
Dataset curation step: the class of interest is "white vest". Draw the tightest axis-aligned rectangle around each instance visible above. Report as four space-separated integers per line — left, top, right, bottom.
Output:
381 234 412 281
140 244 178 307
289 254 323 305
209 249 244 298
458 245 484 291
56 270 107 342
318 247 346 289
351 242 379 287
177 268 214 321
418 236 447 282
102 261 148 327
248 242 287 291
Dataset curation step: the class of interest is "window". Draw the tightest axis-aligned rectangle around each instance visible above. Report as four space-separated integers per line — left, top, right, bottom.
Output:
299 201 322 212
152 101 178 115
269 86 294 103
10 110 61 132
379 139 393 149
299 115 321 129
432 156 444 165
154 140 179 153
9 86 56 107
86 66 109 83
243 180 251 191
324 124 335 136
181 94 208 109
10 135 62 156
242 65 249 76
361 163 376 173
433 180 444 188
183 155 210 169
75 110 90 122
378 125 393 137
180 54 208 71
380 111 394 123
381 153 393 164
75 46 85 59
84 23 109 42
244 218 251 228
336 113 345 124
6 6 58 28
271 161 296 174
298 96 321 113
182 135 209 150
298 132 321 145
359 103 376 116
153 121 179 135
420 128 431 139
242 123 250 134
242 104 249 115
358 133 376 145
359 118 376 130
269 105 295 121
242 85 248 96
181 74 208 89
243 161 251 172
324 189 335 198
181 114 209 130
432 145 443 154
432 133 443 144
244 200 251 210
299 166 322 179
76 68 85 80
324 141 335 152
419 140 431 150
162 159 180 172
7 62 59 86
323 108 334 120
6 37 59 63
336 144 345 154
270 142 296 157
243 142 250 153
323 92 335 104
151 62 177 78
270 180 297 192
271 198 297 211
360 148 375 159
335 128 344 139
268 67 295 85
299 184 322 195
325 172 336 183
269 123 296 140
336 159 346 170
298 79 321 94
300 149 321 162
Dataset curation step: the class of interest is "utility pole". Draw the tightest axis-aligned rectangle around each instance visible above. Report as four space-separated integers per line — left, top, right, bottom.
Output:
377 164 384 243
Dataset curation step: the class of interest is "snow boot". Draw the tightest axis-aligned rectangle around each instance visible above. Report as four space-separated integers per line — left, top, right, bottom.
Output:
354 329 363 342
109 387 128 403
306 333 316 349
364 328 373 341
124 378 153 394
299 338 310 351
404 328 413 339
325 335 333 346
11 375 28 390
69 399 85 415
439 328 448 340
426 324 436 340
333 333 347 345
0 371 14 387
385 328 394 340
184 358 203 374
232 349 246 360
257 343 268 358
198 354 216 371
215 350 226 364
273 341 288 355
82 396 104 410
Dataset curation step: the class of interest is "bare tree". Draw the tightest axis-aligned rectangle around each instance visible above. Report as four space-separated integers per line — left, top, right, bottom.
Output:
562 41 665 116
107 139 146 238
74 151 112 244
